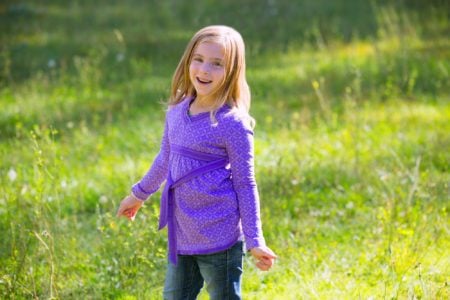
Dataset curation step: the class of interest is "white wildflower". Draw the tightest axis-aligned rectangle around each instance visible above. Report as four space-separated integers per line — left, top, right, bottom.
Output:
116 53 125 62
48 59 56 68
8 168 17 182
345 201 354 210
99 195 108 204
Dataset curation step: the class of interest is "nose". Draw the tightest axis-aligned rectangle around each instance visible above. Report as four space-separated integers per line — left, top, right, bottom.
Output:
200 63 211 74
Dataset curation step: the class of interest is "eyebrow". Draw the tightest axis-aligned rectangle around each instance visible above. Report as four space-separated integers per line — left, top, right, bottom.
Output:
192 53 223 61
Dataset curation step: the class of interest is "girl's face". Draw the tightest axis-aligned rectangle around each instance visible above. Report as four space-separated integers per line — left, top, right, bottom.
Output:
189 41 226 101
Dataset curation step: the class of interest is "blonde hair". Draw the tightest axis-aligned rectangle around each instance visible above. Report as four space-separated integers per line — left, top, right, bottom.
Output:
168 25 254 127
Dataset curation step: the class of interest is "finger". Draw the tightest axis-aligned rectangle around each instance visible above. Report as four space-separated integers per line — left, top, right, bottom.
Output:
118 206 132 218
117 202 131 215
257 259 270 267
123 207 136 215
119 212 129 219
256 261 270 271
130 208 139 216
125 211 133 219
261 256 274 266
261 257 274 268
262 248 277 259
127 209 138 221
116 205 124 217
117 209 126 218
255 261 265 270
263 253 277 262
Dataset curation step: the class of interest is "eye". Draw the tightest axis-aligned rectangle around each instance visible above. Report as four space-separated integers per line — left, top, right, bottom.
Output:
213 61 223 67
193 57 203 63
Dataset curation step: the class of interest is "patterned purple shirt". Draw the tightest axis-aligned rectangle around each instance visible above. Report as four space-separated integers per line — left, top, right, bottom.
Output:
132 96 265 255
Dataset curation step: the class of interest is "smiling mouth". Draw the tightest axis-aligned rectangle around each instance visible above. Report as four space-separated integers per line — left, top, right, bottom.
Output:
197 77 212 84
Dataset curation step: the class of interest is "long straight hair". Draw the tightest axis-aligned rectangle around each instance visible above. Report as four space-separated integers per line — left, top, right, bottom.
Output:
168 25 254 127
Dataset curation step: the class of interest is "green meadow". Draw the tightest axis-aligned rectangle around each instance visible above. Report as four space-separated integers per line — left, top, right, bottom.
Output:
1 0 449 299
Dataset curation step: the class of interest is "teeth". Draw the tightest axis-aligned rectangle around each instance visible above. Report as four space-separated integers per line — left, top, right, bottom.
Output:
197 77 211 84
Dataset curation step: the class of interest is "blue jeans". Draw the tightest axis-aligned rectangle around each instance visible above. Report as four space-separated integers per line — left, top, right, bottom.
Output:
163 241 244 300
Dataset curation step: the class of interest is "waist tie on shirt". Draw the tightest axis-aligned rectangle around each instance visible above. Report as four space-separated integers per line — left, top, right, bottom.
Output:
158 144 229 265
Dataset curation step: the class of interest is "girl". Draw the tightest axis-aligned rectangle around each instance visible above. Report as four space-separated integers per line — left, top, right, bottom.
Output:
117 25 276 299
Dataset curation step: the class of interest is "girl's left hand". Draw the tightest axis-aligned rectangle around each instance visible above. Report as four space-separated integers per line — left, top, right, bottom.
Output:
250 246 277 271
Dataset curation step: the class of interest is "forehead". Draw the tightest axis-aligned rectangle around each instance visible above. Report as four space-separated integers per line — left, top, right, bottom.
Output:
193 41 225 58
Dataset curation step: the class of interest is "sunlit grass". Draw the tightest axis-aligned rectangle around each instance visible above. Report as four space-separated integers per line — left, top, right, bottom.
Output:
1 0 449 299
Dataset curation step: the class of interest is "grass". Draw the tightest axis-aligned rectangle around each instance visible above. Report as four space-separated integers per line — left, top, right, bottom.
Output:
1 0 449 299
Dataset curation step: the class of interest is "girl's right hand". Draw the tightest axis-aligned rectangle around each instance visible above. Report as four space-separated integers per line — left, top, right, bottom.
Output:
116 194 143 221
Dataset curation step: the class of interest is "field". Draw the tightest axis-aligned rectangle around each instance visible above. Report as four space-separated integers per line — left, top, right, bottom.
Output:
1 0 449 299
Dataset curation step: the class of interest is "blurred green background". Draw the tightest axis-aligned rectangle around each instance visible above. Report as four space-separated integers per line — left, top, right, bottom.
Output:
1 0 449 299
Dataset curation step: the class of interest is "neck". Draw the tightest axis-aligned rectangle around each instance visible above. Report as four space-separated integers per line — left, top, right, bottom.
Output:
189 95 216 115
194 95 215 107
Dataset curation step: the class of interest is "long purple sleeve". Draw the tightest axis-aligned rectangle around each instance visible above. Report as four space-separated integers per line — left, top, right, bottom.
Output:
131 117 170 200
224 116 265 250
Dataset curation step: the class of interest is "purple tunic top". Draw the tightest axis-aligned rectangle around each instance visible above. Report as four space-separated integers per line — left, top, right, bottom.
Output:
132 96 265 257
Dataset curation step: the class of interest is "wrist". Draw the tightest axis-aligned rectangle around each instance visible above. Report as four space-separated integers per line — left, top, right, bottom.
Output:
245 237 266 252
130 191 145 202
249 246 260 253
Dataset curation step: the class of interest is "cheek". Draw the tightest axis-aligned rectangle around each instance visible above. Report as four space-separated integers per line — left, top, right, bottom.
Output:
189 64 197 81
215 70 226 83
189 63 195 74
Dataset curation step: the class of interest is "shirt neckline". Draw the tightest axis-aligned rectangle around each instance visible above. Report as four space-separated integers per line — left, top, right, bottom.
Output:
184 96 230 123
